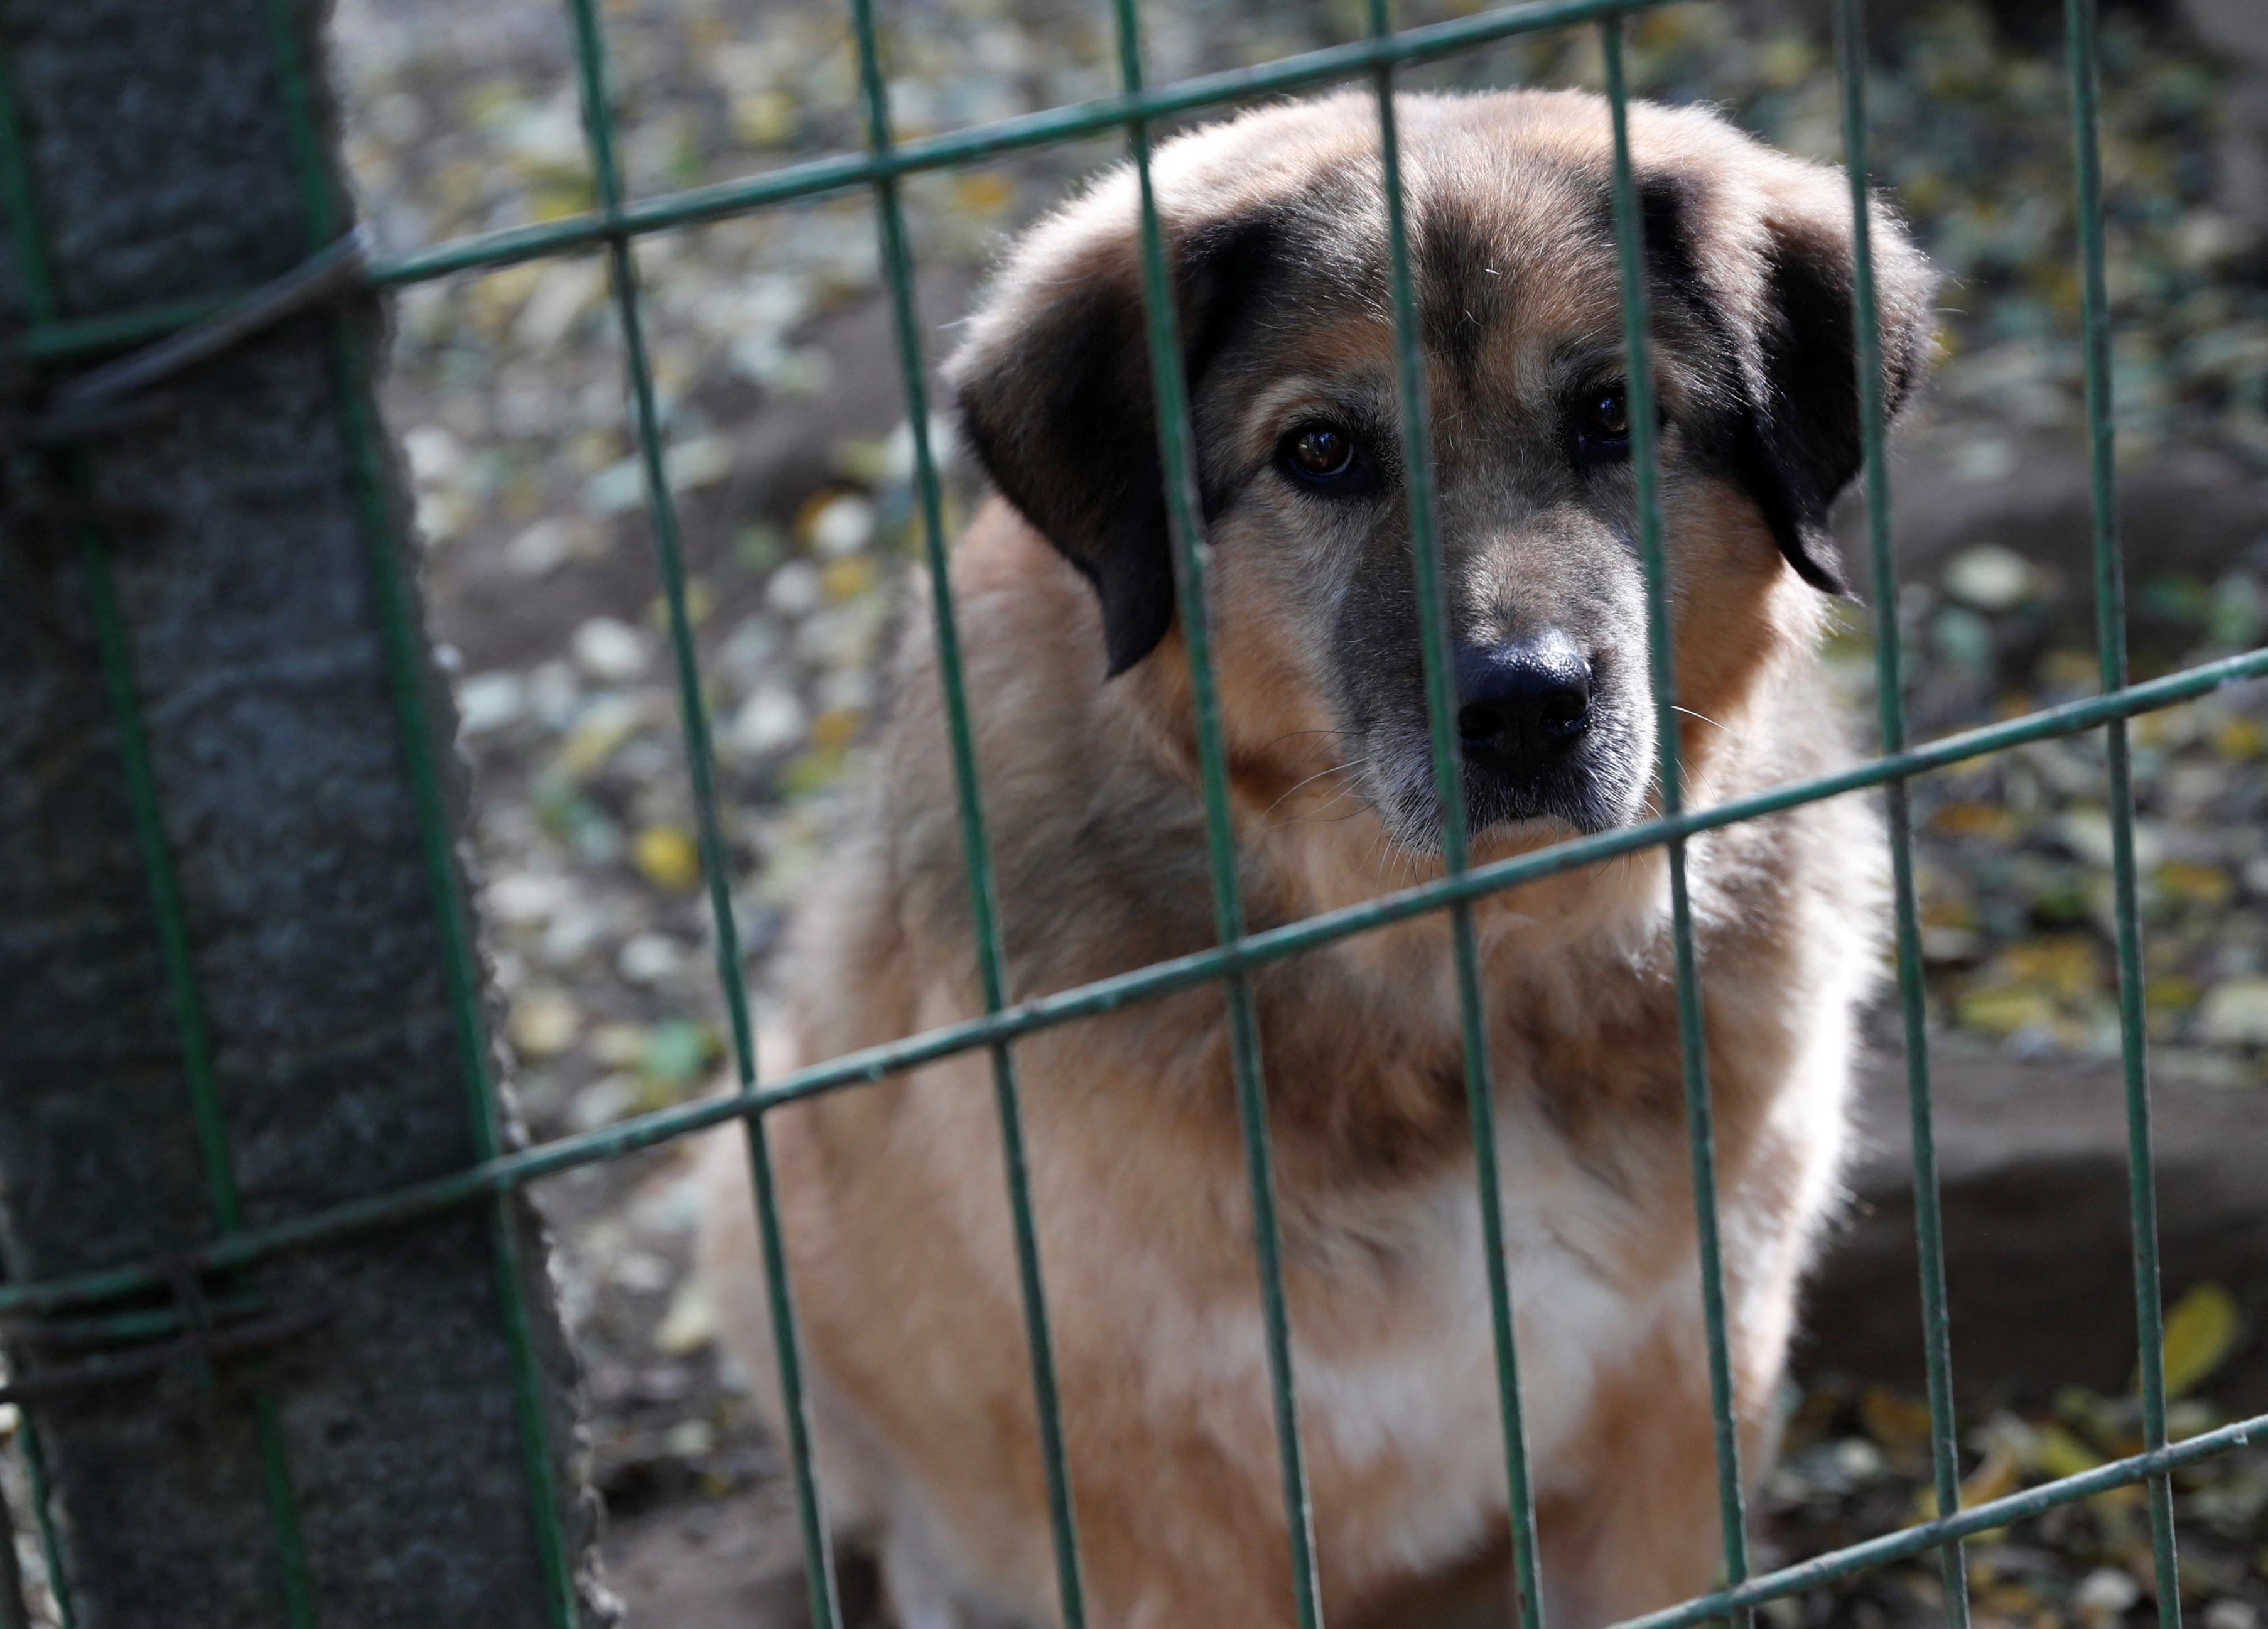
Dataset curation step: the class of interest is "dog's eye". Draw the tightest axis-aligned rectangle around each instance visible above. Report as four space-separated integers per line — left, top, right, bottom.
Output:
1572 390 1633 465
1279 424 1371 491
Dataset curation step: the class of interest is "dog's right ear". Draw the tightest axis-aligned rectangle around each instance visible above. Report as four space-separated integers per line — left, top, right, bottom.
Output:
948 198 1281 677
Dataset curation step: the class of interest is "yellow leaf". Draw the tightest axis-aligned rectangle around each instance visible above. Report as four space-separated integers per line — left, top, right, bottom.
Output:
1957 986 2059 1037
645 578 715 630
2154 860 2232 909
2154 1282 2241 1400
810 707 864 754
2034 1422 2103 1481
654 1279 715 1356
1931 801 2019 840
2214 717 2266 760
955 171 1015 215
1960 1438 2022 1508
821 556 879 602
1859 1385 1935 1471
634 826 703 894
730 89 795 146
557 695 644 778
589 1023 647 1068
2144 975 2201 1013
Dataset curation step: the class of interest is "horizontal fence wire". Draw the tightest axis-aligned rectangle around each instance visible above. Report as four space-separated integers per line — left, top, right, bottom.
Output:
11 0 1678 369
1621 1411 2267 1629
1 640 2263 1322
10 0 2263 1620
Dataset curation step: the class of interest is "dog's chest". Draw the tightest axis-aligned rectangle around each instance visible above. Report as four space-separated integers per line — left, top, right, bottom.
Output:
1275 1131 1666 1572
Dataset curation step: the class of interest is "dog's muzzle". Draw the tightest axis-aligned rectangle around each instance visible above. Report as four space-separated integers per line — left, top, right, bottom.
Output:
1454 630 1592 779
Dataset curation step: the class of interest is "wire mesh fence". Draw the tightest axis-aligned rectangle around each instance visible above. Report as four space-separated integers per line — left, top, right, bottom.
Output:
3 0 2265 1625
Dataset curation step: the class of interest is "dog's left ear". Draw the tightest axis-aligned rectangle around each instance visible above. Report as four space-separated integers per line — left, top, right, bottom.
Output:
948 192 1282 677
1725 192 1937 595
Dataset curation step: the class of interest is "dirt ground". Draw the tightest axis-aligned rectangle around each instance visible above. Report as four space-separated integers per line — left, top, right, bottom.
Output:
300 0 2268 1621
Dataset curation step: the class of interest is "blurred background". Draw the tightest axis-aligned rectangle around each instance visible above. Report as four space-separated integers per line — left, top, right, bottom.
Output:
210 0 2267 1621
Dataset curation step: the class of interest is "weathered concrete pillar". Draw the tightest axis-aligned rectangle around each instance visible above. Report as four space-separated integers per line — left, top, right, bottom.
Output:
0 3 612 1624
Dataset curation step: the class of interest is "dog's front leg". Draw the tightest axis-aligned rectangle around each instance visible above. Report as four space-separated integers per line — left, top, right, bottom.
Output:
1532 1319 1752 1629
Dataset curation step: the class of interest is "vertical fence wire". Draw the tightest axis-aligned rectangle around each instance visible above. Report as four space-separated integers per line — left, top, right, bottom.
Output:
2063 0 2183 1617
1363 13 1547 1626
80 534 321 1629
256 1 585 1618
554 3 845 1625
1104 3 1324 1622
841 3 1094 1621
1830 4 1974 1623
1601 19 1753 1621
0 70 75 1629
0 36 321 1626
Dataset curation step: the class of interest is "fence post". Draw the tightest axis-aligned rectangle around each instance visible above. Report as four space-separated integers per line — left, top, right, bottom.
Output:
0 3 610 1625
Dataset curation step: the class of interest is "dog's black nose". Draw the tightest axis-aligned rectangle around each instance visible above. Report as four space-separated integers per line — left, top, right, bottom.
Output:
1454 631 1592 771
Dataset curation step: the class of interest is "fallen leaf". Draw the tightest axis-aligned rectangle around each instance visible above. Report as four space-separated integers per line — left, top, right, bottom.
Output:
633 825 703 893
2157 1282 2242 1400
654 1279 715 1356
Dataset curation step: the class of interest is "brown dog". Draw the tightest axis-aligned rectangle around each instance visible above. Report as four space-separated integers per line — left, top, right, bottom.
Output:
701 87 1934 1629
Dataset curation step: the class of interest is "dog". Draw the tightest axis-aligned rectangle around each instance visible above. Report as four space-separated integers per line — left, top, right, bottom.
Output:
699 86 1934 1629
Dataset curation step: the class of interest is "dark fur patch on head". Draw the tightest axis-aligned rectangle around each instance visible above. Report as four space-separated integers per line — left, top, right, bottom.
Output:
953 209 1292 676
1417 207 1502 381
1735 237 1862 593
1625 170 1933 595
1729 203 1933 597
1637 173 1707 314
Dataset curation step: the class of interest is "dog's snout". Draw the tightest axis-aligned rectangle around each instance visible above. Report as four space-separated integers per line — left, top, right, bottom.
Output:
1454 631 1593 770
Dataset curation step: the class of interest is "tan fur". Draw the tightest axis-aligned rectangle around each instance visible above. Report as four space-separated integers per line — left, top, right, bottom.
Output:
701 87 1926 1628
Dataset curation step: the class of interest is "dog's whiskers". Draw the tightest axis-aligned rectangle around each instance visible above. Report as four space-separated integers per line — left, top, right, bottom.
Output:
1671 705 1742 741
1263 757 1371 821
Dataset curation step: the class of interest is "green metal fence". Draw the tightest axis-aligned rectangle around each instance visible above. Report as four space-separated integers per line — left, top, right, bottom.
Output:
4 0 2266 1623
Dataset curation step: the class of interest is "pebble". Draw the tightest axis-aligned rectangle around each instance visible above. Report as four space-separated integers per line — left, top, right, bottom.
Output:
568 1074 636 1133
2054 808 2165 873
617 931 688 985
507 988 581 1059
803 491 876 558
764 559 822 617
2197 978 2268 1045
571 617 651 684
2070 1567 2141 1626
1942 542 2041 611
456 670 526 735
728 683 805 757
486 869 573 926
505 517 578 575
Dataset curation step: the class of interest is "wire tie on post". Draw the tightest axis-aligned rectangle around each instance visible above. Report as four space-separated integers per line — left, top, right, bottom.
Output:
0 1300 330 1406
38 227 369 438
164 1258 219 1399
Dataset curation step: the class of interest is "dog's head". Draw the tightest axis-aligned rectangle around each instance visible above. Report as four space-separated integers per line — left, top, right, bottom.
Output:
948 90 1935 853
